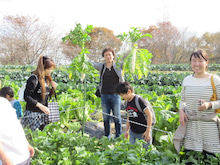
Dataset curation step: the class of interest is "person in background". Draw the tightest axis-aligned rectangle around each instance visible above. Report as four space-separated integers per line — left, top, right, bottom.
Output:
0 86 23 118
177 49 220 164
89 47 123 139
0 97 35 165
21 55 57 131
115 81 153 150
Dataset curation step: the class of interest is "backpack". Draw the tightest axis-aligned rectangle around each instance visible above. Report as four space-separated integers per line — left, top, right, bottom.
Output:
124 95 156 125
18 74 38 102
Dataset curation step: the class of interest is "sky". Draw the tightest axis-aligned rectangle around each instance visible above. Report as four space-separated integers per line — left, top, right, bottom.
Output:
1 0 220 37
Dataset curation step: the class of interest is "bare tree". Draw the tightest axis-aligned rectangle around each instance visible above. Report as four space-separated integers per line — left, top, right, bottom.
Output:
0 15 63 65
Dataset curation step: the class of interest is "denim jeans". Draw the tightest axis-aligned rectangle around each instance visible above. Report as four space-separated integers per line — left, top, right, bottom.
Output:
130 129 152 150
101 94 122 139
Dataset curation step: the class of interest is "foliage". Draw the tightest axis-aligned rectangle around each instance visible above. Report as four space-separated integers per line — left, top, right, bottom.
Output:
62 23 95 83
117 27 152 43
2 64 220 164
58 88 96 122
201 32 220 60
27 123 220 164
28 125 182 164
62 23 93 48
117 27 153 80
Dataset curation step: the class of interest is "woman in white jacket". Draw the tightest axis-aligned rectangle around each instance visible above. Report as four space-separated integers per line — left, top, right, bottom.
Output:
0 97 34 165
178 49 220 164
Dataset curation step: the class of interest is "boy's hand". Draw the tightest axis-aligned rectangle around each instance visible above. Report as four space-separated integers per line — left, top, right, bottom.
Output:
142 131 151 142
124 131 129 139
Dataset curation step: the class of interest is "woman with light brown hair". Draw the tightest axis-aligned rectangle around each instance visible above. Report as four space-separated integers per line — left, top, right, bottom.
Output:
21 55 57 131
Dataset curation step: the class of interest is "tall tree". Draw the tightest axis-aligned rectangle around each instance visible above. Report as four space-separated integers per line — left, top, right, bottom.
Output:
62 27 122 62
86 27 122 62
200 32 220 62
138 22 199 64
0 15 62 65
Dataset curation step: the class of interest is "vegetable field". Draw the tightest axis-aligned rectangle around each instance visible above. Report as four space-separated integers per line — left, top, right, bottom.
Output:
1 64 220 164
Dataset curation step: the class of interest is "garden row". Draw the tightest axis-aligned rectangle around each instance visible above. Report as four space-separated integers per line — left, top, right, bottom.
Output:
2 63 220 71
0 68 191 87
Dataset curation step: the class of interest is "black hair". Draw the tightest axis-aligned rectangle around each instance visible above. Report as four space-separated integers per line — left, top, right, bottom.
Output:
115 81 134 94
190 49 209 62
0 86 14 98
102 47 115 57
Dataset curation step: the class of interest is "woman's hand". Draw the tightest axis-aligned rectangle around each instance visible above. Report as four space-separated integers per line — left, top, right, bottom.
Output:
198 100 212 111
36 103 50 114
179 109 188 126
50 81 57 90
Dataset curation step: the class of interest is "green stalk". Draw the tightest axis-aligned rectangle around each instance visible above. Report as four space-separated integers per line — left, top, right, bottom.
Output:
82 74 86 137
131 45 137 73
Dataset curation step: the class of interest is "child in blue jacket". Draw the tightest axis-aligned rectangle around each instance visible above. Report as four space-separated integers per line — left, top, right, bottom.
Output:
0 86 22 118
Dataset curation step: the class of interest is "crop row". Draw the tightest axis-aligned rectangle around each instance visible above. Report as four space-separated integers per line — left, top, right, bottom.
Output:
0 69 191 86
2 63 220 71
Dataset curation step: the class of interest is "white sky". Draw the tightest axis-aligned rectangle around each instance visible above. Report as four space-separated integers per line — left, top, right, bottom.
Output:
1 0 220 36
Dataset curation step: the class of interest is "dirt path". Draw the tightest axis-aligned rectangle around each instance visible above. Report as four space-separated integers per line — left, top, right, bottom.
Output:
80 110 127 139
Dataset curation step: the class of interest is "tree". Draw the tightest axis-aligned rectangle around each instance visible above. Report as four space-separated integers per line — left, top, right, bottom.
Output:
62 27 122 62
200 32 220 62
86 27 122 62
138 22 199 64
138 22 182 64
0 15 62 65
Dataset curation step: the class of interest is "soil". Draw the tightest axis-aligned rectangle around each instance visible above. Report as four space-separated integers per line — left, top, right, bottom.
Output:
79 110 127 139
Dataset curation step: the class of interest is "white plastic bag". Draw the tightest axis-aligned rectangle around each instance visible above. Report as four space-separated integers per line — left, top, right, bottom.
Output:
18 74 38 102
18 83 26 102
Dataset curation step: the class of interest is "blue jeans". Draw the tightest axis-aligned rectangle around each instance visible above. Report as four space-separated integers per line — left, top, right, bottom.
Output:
130 129 152 150
101 94 122 139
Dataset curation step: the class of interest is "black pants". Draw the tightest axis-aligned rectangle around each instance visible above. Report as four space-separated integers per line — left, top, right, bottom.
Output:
185 149 216 165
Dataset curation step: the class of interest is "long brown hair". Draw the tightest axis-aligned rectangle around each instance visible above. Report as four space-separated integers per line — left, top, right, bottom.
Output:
33 55 56 100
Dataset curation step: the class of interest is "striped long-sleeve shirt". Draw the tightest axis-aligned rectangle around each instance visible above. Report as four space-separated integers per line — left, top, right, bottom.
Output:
179 74 220 153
